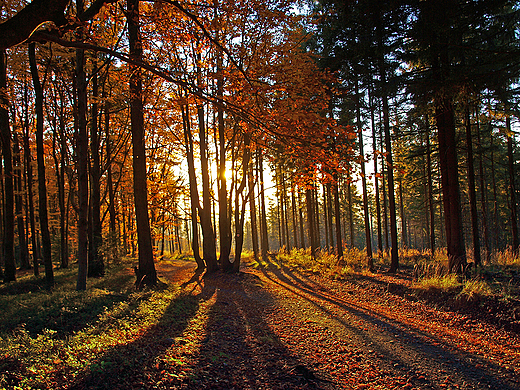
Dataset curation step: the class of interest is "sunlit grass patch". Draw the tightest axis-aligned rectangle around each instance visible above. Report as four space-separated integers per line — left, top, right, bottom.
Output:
0 258 203 389
460 278 492 299
414 273 461 292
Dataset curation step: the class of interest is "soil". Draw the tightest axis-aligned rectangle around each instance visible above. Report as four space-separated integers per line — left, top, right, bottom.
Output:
143 257 520 390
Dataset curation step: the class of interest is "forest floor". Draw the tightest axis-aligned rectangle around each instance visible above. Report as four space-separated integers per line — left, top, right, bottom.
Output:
116 256 520 390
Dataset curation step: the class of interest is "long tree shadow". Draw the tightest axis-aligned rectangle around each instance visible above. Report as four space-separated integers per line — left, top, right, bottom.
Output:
258 259 519 390
185 271 328 389
67 288 202 390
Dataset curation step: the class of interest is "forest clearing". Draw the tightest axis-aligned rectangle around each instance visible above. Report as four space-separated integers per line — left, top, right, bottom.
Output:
1 254 519 389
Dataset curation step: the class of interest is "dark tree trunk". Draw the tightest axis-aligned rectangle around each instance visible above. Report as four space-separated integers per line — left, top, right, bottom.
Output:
197 103 217 272
370 94 383 256
356 81 373 269
347 180 355 248
306 188 317 259
399 179 407 248
507 116 519 255
425 121 436 255
333 178 343 260
248 156 259 261
29 43 54 286
13 133 29 269
88 59 104 277
105 98 118 264
23 82 39 276
0 49 15 282
259 153 269 261
327 183 335 251
475 106 490 262
435 95 466 273
181 103 204 270
465 105 481 265
74 0 88 290
323 184 330 250
291 187 299 249
128 0 157 287
233 132 251 272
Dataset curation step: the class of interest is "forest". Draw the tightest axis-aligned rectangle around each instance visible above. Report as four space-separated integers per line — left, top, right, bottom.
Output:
1 0 520 389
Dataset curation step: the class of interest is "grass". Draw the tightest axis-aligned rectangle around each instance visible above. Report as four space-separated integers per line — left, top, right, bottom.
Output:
0 257 202 389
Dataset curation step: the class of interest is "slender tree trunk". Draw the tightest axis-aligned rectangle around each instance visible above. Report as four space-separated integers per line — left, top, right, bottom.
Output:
333 177 343 260
23 82 39 276
233 132 251 272
57 87 69 268
306 188 316 259
356 81 373 269
475 105 490 262
128 0 156 286
88 59 104 277
0 49 15 282
425 121 436 255
347 180 354 248
399 179 407 248
73 0 89 289
291 187 299 249
13 133 29 269
299 194 306 249
181 104 204 269
105 98 118 264
259 153 269 261
465 105 481 265
507 116 519 255
323 184 330 251
29 43 54 286
371 95 383 256
248 158 259 261
197 103 217 272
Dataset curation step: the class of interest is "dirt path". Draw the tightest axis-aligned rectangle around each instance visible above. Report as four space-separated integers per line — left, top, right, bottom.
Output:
154 259 520 389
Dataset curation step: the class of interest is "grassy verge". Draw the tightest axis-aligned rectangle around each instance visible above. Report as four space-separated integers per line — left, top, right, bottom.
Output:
0 258 200 389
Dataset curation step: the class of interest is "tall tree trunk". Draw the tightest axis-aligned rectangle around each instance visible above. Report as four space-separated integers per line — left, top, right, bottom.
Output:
29 43 54 286
74 0 89 289
248 158 259 261
475 105 490 262
465 105 481 265
197 103 217 272
347 180 355 248
356 81 373 269
333 177 343 260
323 184 330 250
370 93 383 256
233 132 251 272
291 187 299 249
306 188 317 259
128 0 156 286
435 95 466 273
0 49 15 282
88 59 104 277
181 103 204 269
259 152 269 261
425 120 436 255
506 116 519 255
56 86 69 268
216 53 232 270
23 82 39 276
399 179 407 248
105 97 118 264
13 133 29 269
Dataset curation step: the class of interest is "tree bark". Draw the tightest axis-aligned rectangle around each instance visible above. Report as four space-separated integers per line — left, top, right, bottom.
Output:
128 0 157 287
197 103 218 272
506 116 519 255
181 103 204 270
465 105 481 265
88 58 104 277
425 120 436 255
435 95 466 273
0 49 15 282
333 177 343 260
259 153 269 261
29 43 54 286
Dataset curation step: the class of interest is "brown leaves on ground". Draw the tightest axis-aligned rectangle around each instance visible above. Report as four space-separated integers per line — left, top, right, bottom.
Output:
66 258 520 390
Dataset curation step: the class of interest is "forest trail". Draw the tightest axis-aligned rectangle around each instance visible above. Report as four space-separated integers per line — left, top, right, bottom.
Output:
154 258 520 390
